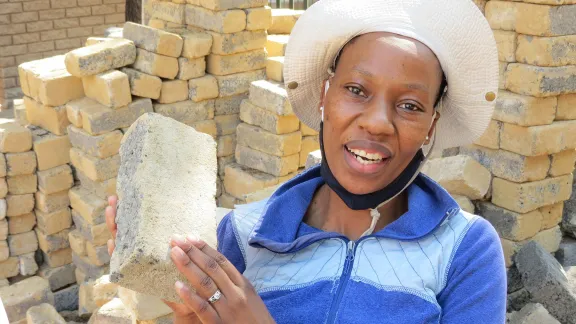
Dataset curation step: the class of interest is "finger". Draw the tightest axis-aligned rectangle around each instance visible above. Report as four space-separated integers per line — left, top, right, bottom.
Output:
108 195 117 210
175 281 221 324
107 239 115 256
163 300 201 324
105 200 117 240
187 237 244 286
170 246 220 300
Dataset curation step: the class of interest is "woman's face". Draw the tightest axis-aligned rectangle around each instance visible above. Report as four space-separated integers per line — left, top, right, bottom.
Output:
322 32 443 194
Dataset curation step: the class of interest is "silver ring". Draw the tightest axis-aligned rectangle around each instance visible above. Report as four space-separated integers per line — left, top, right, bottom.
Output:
208 289 222 304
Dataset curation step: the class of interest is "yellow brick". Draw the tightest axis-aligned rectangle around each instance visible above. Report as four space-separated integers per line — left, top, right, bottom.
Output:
500 121 576 156
506 63 576 97
69 147 119 182
539 202 563 231
485 1 518 31
223 163 279 199
157 80 188 104
23 97 69 136
6 194 34 217
0 122 33 153
120 67 162 100
268 9 301 34
473 120 501 150
147 19 166 29
192 120 217 138
173 30 212 59
75 168 117 200
515 2 576 37
207 49 267 76
147 1 185 24
532 226 562 253
67 6 92 17
188 75 219 102
7 174 37 195
69 186 107 225
185 5 246 33
266 56 283 83
214 114 240 136
5 151 36 176
31 129 69 171
300 136 319 167
549 149 576 177
215 69 266 97
208 30 266 55
133 48 179 80
239 99 300 135
27 65 84 107
214 94 247 116
69 229 87 256
199 0 268 11
122 22 183 57
245 6 271 31
235 144 299 176
83 70 132 109
153 100 214 126
516 35 576 67
177 57 205 81
80 98 153 136
249 80 292 116
492 174 572 213
35 190 70 214
300 122 318 136
35 207 72 236
7 212 37 235
476 201 542 242
37 164 74 195
0 179 6 199
501 238 521 267
84 37 113 46
556 94 576 121
237 123 301 157
218 193 240 209
43 248 73 268
217 134 236 157
494 30 517 63
493 90 557 126
499 62 508 90
65 38 136 77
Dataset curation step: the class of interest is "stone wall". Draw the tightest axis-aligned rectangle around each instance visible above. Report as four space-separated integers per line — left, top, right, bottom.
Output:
0 0 127 111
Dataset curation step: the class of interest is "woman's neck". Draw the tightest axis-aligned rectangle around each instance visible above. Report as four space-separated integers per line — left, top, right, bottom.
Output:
304 184 408 241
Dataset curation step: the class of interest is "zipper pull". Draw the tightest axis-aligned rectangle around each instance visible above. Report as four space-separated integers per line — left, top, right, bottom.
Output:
347 241 355 261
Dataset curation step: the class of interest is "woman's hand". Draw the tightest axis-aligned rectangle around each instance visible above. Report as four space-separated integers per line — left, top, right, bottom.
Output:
105 195 118 256
169 236 275 324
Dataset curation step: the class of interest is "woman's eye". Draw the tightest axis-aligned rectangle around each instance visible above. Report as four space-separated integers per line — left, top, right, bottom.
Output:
399 103 421 112
346 86 365 97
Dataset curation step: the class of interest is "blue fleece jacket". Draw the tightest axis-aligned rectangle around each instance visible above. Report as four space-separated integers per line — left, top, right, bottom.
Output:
217 166 507 323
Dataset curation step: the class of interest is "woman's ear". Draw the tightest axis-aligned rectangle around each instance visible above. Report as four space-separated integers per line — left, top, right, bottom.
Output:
424 111 441 145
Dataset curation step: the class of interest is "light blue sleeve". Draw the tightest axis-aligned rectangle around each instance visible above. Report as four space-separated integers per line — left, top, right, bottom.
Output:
216 212 246 274
437 217 507 323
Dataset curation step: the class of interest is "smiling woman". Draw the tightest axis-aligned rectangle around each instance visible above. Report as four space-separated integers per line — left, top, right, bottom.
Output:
107 0 505 323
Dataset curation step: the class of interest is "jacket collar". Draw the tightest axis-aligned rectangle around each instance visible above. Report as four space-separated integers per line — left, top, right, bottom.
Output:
248 165 460 253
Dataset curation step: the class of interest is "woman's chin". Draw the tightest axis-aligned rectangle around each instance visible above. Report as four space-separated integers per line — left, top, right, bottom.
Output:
343 147 391 175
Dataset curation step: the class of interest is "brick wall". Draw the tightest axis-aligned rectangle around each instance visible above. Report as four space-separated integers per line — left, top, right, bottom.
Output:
0 0 127 111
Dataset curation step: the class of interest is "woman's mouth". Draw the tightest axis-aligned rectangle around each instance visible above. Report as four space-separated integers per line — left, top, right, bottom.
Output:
345 146 384 164
343 144 391 174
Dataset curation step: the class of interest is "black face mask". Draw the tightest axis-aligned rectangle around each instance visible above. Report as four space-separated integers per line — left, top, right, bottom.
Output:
319 121 425 210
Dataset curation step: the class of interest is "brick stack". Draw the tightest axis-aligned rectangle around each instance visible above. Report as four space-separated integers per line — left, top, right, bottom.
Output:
0 0 127 111
220 9 319 208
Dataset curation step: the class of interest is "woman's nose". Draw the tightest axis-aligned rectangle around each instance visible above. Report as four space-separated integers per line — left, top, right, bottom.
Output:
357 100 395 136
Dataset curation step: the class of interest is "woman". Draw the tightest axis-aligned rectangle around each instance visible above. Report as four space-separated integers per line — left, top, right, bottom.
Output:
107 0 506 322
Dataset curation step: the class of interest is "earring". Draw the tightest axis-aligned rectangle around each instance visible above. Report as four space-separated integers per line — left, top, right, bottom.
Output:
426 136 429 141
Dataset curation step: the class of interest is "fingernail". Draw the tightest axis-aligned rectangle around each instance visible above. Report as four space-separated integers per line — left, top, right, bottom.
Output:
170 246 186 262
186 235 200 243
175 281 184 291
171 234 187 245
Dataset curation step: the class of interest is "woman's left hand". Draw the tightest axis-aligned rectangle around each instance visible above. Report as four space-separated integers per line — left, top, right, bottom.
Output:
168 235 276 324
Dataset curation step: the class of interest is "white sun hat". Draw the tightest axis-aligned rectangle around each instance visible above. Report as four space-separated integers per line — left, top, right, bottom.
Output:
283 0 499 152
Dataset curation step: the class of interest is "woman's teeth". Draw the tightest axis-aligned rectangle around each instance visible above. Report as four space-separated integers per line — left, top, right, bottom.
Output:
346 146 384 165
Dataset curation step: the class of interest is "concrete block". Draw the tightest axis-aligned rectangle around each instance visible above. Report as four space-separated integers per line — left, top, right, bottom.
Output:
268 8 301 34
69 229 87 257
122 22 183 57
305 150 322 170
266 34 289 56
0 122 32 153
556 237 576 268
67 125 121 160
209 30 266 55
185 5 245 33
71 211 110 246
42 248 73 268
235 145 299 177
8 231 38 256
7 174 37 195
549 149 576 177
0 257 19 279
0 276 53 323
118 287 172 320
476 202 541 242
89 298 134 323
509 303 561 324
421 156 491 200
36 227 71 253
506 64 576 97
26 303 66 324
76 169 117 200
80 97 154 136
93 275 118 307
7 212 37 235
35 190 70 214
110 113 217 302
37 164 74 195
73 252 109 281
300 136 319 168
153 100 214 126
158 80 189 104
5 151 36 176
31 128 71 171
515 241 576 324
249 80 292 116
188 74 219 102
54 284 79 312
120 67 162 100
132 48 178 80
38 263 77 291
69 148 119 182
64 38 136 77
215 69 266 97
23 97 70 136
501 121 576 156
83 70 132 109
206 49 267 76
18 252 38 276
214 94 247 116
236 123 301 156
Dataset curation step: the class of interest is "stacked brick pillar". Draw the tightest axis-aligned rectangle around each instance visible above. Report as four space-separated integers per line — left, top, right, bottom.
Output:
455 0 576 267
0 0 127 111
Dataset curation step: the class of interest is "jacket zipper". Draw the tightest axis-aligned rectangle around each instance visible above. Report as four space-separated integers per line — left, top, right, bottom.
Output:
326 239 358 324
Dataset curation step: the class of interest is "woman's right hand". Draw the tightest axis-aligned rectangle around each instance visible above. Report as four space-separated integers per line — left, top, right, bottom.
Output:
105 195 118 256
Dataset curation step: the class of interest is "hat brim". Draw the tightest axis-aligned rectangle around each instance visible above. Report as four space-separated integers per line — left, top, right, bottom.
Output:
284 0 499 152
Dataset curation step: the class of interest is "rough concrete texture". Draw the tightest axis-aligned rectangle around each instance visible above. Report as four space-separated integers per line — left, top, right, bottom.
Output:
249 80 293 116
35 191 70 215
508 303 561 324
26 303 66 324
236 123 301 157
215 69 266 97
215 94 247 116
185 5 246 33
43 248 73 269
36 227 72 254
37 165 74 195
83 70 133 109
88 298 134 324
0 276 53 322
235 144 299 177
206 49 267 75
67 125 122 160
507 288 532 313
118 287 173 320
54 284 79 312
80 97 154 136
38 263 77 292
556 237 576 268
515 241 576 323
93 275 118 307
208 30 266 55
72 252 110 282
64 39 137 78
110 113 218 302
18 252 38 276
476 202 542 241
421 156 491 200
177 57 206 81
123 22 183 58
153 100 214 126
